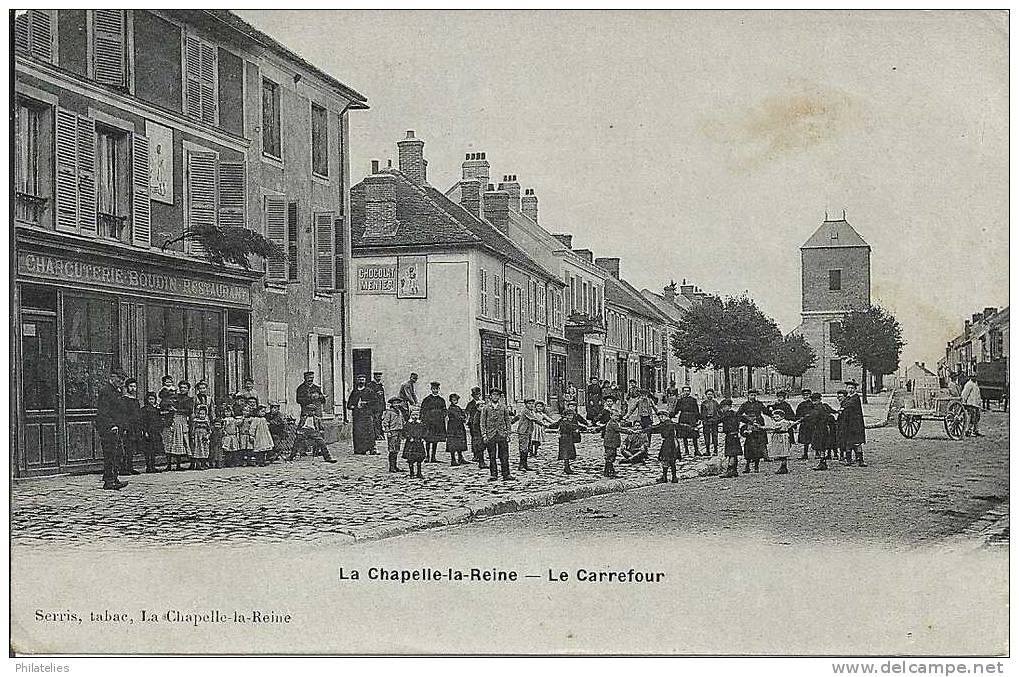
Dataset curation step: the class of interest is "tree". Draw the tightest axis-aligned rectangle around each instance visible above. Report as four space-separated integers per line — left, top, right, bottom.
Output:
830 304 905 403
671 293 781 396
772 333 817 390
160 224 283 268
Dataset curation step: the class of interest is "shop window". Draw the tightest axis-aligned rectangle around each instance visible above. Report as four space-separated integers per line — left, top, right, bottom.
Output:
63 296 119 410
262 78 281 159
146 305 224 398
311 103 328 178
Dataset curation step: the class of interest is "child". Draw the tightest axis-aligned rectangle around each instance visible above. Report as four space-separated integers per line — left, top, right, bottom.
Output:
740 419 766 474
221 405 241 467
619 428 649 464
159 386 189 471
209 404 229 469
445 393 468 467
766 409 797 475
382 397 406 472
600 409 636 478
266 402 286 457
646 409 680 483
513 399 539 472
530 402 555 457
719 398 742 478
251 405 274 467
402 408 427 479
175 381 195 470
190 404 212 470
236 404 255 466
139 391 164 473
546 401 588 475
157 375 176 406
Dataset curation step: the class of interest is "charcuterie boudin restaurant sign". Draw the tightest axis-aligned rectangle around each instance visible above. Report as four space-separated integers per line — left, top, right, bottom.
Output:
18 252 252 304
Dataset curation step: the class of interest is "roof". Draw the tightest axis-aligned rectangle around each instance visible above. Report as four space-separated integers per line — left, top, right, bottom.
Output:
801 219 870 250
907 363 937 378
203 10 369 108
640 290 690 324
604 275 670 323
350 171 558 282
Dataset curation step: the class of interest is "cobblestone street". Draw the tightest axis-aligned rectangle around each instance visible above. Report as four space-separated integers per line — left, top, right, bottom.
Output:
11 435 705 547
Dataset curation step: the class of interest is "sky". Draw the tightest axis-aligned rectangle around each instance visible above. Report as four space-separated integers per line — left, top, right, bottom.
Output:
239 10 1009 369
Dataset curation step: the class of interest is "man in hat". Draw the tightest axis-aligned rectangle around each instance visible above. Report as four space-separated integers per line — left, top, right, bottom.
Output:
296 371 326 430
794 388 815 460
398 372 419 420
960 374 983 437
369 372 386 440
700 388 720 455
670 385 701 456
95 369 129 490
464 386 487 468
841 380 867 466
480 388 514 481
119 377 143 476
346 373 379 455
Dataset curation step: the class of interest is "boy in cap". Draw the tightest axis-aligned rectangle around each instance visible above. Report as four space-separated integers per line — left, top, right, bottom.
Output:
382 396 407 472
646 408 680 483
718 398 742 478
599 407 638 478
794 388 815 460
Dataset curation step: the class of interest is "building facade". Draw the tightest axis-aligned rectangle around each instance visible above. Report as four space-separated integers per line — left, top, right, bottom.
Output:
791 216 871 394
13 9 365 476
938 306 1009 384
349 133 565 408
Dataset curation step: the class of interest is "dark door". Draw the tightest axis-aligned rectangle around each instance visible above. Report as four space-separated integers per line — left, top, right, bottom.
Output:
19 312 60 473
352 348 372 380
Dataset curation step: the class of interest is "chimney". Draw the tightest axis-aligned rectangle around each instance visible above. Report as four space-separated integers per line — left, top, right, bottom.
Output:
397 130 426 184
595 257 620 279
680 283 697 299
362 165 398 238
483 184 510 232
971 313 984 325
462 152 490 188
522 188 538 223
965 319 972 333
552 234 573 249
459 179 484 219
663 280 678 303
984 307 998 319
574 248 594 263
497 174 521 211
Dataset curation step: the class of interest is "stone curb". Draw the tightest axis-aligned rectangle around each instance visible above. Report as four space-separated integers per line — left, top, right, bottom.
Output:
348 457 716 544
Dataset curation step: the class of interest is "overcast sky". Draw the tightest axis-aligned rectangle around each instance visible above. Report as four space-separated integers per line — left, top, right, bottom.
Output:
239 10 1008 368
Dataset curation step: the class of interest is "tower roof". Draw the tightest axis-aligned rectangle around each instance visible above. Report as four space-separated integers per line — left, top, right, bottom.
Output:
801 218 870 250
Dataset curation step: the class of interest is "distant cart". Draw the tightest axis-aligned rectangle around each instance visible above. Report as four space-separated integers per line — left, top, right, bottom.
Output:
897 396 969 440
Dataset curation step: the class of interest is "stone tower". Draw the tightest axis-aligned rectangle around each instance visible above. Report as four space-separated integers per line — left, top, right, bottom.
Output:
794 214 871 393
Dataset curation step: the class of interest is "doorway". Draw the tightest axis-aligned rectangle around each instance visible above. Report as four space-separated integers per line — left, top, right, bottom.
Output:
352 348 372 382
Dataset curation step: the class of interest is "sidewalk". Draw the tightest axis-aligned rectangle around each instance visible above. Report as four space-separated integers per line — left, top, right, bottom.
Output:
12 437 714 548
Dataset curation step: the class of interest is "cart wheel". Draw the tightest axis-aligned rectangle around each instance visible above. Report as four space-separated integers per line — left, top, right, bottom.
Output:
944 402 968 440
898 412 921 438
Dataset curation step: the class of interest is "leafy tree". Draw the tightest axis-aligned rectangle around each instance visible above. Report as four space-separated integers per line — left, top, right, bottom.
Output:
772 333 817 390
671 293 781 396
160 224 283 268
830 304 905 403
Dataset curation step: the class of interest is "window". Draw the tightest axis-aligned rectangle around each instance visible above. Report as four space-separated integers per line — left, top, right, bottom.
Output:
829 321 843 347
262 78 282 159
315 335 335 416
186 149 246 259
96 126 129 239
570 275 577 313
91 9 128 88
582 281 589 314
14 10 53 62
494 274 502 319
15 100 51 225
480 268 488 316
314 212 337 291
184 34 217 125
145 305 223 398
311 103 328 177
63 296 118 411
829 269 842 291
830 359 843 382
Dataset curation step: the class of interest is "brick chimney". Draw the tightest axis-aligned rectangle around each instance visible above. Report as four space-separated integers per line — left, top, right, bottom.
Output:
574 248 594 263
497 175 521 211
462 152 490 187
483 184 509 232
595 257 620 279
397 130 426 184
521 188 538 223
362 162 398 238
552 234 573 249
663 280 678 304
459 179 484 219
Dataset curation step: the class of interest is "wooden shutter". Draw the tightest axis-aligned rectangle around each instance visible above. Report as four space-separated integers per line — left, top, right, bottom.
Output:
199 42 217 125
480 269 487 316
333 216 345 290
16 11 53 61
55 109 79 233
287 202 299 282
93 9 126 87
314 212 336 290
263 195 286 280
14 12 30 52
217 161 246 229
184 35 202 121
131 133 151 247
76 115 97 236
186 151 217 258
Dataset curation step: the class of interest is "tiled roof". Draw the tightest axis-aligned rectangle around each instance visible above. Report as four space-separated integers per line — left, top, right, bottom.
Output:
801 219 870 249
640 290 689 324
350 171 557 282
604 275 669 323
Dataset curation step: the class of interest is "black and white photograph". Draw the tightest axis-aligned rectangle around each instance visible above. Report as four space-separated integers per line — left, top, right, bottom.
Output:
8 8 1010 660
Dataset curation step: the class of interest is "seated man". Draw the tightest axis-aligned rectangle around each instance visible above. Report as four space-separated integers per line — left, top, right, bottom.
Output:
618 428 649 464
291 403 337 463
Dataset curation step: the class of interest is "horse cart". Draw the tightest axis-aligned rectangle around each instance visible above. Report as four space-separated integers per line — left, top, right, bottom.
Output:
897 395 969 440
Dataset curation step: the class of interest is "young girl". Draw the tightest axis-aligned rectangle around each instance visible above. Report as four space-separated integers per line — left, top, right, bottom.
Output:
402 408 427 479
513 399 539 472
251 405 274 467
176 381 195 470
547 402 588 475
160 385 189 471
157 375 176 407
190 404 212 470
646 409 680 483
209 404 230 469
766 409 797 475
221 404 241 467
530 402 555 458
236 404 255 466
718 399 742 478
445 393 468 467
139 391 164 473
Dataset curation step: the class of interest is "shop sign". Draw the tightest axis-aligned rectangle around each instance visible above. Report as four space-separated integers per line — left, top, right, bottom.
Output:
507 339 522 351
18 253 251 305
355 262 397 294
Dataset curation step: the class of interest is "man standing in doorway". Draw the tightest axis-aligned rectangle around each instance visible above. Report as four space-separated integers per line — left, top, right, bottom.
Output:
481 388 514 481
119 377 143 476
398 372 419 420
96 369 129 490
961 374 984 437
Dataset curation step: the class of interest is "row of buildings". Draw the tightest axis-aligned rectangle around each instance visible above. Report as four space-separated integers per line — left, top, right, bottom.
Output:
11 9 870 477
937 306 1009 389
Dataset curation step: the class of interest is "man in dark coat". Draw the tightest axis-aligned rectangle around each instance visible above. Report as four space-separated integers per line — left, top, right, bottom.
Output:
670 386 701 456
119 377 143 476
586 376 604 421
464 387 487 468
95 370 128 490
841 380 867 466
345 374 379 455
369 372 386 440
794 388 815 460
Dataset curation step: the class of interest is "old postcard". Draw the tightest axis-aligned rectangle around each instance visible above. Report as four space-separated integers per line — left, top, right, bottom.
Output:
9 9 1009 657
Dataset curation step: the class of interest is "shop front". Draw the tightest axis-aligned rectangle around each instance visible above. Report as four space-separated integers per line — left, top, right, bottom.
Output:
547 340 568 412
480 330 507 396
14 239 260 477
